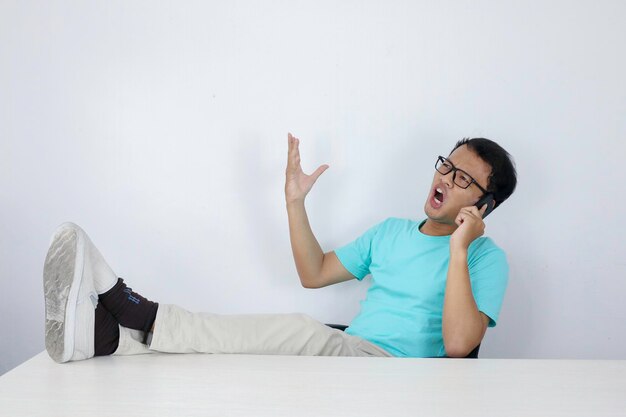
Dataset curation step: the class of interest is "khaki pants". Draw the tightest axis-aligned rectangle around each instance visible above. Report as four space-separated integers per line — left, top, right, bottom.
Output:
113 304 393 358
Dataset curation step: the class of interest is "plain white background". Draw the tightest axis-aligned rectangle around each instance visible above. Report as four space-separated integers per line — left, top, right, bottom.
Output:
1 0 625 375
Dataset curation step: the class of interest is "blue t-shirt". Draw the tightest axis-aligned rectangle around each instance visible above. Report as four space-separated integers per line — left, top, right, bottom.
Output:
334 217 509 358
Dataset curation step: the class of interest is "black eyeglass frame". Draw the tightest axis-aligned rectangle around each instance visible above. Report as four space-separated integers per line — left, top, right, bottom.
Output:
435 155 490 195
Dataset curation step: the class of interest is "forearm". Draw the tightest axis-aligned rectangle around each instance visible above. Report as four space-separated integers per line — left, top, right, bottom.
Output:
286 199 324 287
442 249 484 356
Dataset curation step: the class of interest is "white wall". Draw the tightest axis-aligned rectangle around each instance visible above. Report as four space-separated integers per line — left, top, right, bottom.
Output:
1 0 625 375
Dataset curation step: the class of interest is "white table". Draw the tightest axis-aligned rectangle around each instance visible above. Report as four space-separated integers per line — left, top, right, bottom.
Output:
1 352 625 417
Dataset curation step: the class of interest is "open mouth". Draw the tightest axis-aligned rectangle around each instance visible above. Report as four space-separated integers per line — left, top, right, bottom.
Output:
430 187 445 209
434 188 444 205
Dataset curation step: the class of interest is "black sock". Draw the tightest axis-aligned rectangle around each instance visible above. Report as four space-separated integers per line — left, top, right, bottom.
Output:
98 278 158 337
94 303 120 356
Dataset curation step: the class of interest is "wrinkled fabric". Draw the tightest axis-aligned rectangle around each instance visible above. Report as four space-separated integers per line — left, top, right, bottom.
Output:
335 217 509 357
113 304 392 357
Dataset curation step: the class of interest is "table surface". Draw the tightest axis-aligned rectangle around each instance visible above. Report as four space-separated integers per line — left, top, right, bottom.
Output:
1 352 625 417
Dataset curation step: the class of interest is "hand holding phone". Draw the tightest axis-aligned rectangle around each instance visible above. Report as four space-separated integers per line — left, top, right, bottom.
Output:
474 194 495 219
451 193 494 250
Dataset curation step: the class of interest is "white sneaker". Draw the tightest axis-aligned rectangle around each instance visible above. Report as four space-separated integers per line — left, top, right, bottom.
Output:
43 222 117 363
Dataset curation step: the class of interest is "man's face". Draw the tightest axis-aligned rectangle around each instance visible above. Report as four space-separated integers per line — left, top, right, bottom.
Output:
424 144 492 225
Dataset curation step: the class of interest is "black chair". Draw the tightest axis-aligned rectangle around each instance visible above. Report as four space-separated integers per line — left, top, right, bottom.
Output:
325 323 480 359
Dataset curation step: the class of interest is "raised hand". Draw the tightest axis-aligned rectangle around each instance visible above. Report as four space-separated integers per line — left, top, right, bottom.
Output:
449 204 488 252
285 132 329 204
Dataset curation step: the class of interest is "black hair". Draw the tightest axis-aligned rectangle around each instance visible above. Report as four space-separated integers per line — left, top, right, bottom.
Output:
449 137 517 210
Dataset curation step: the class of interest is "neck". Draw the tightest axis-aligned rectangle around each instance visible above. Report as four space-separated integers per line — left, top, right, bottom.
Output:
420 218 457 236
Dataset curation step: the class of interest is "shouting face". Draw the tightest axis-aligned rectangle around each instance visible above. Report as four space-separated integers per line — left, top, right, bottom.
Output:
422 144 493 235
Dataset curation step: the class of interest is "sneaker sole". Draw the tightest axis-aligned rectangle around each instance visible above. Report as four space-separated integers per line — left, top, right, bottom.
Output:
43 224 85 363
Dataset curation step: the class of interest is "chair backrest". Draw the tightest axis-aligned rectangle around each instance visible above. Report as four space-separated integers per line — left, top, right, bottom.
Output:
465 343 480 358
325 323 480 359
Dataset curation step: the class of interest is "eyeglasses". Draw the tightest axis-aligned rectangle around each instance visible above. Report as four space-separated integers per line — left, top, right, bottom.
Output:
435 155 489 194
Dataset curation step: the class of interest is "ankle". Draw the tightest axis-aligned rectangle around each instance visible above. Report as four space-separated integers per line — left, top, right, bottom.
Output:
98 278 158 333
94 303 120 356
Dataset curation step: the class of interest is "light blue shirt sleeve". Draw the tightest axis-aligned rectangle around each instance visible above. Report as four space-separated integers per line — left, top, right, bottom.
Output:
468 243 509 328
334 218 388 281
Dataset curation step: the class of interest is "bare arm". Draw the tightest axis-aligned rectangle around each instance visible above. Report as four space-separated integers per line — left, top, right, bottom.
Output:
285 133 355 288
442 249 490 357
443 204 491 357
286 202 355 288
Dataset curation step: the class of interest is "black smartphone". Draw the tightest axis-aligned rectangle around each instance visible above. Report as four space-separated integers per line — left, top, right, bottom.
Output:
475 194 495 219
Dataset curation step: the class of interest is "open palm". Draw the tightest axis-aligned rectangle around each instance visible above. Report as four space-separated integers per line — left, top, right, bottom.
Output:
285 132 329 204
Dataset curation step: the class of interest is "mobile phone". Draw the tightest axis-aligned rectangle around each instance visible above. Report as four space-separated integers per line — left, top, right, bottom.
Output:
475 194 495 219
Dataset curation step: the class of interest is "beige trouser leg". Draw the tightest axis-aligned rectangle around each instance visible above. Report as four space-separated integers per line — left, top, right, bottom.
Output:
113 304 392 357
113 326 154 355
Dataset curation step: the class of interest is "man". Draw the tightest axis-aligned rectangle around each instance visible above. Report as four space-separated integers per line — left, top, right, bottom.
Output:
43 133 516 363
